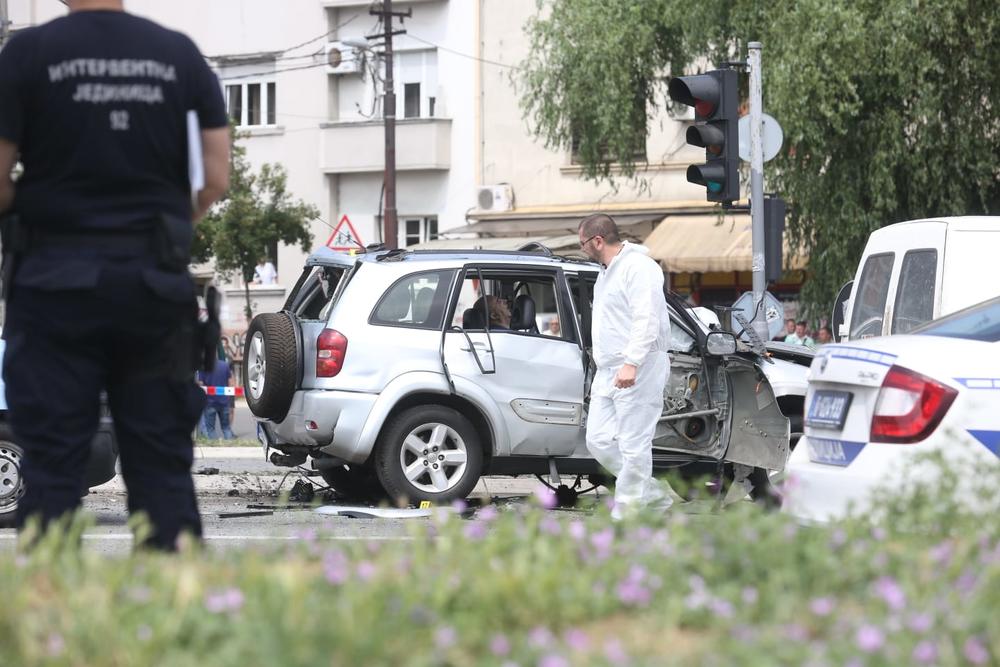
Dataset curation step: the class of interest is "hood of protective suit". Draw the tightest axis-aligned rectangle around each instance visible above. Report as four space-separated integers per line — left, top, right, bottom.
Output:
591 242 671 370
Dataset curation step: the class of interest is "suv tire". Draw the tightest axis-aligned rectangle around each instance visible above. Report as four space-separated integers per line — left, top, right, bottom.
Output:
243 313 299 421
0 423 25 528
375 405 483 505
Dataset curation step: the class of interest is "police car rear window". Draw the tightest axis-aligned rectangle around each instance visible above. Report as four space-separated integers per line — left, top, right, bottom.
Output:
914 297 1000 343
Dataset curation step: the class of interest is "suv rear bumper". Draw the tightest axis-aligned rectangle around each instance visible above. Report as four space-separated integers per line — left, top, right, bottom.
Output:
261 390 377 462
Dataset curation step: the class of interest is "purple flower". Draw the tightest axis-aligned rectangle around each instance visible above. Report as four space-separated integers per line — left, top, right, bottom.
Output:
464 521 488 541
709 598 734 618
617 580 651 607
534 486 557 509
355 560 378 582
434 626 456 650
963 636 990 665
297 528 318 543
136 625 153 642
809 597 836 616
956 570 978 596
204 587 245 614
907 613 933 633
568 520 586 541
929 540 953 565
871 526 887 541
529 626 553 648
855 624 885 653
476 504 498 522
742 587 759 604
323 551 349 585
830 528 848 548
590 527 615 559
912 640 938 664
873 576 906 611
490 634 510 657
47 633 65 657
451 498 468 513
539 516 562 536
783 523 798 540
563 628 590 651
783 624 809 642
603 639 630 666
538 655 569 667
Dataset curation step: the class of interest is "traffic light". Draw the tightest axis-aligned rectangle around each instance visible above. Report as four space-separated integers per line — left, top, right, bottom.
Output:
668 69 740 203
763 196 786 283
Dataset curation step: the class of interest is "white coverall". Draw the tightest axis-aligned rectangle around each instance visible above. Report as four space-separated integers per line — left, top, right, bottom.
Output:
587 242 672 516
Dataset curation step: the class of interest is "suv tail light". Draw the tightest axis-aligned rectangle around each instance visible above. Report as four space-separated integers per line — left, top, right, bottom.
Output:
870 365 957 443
316 328 348 377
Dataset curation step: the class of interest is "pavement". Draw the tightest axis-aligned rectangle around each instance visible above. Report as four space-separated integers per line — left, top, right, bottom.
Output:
0 444 601 555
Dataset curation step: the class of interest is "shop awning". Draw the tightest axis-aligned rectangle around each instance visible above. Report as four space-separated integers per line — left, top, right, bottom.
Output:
645 214 807 273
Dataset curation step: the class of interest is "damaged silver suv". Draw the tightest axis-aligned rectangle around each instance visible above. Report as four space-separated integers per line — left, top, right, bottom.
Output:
245 246 807 505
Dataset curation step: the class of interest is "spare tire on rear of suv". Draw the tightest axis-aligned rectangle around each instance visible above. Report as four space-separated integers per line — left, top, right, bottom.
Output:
243 313 299 421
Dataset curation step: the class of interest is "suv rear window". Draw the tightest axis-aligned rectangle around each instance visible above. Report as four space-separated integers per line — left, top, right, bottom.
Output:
370 270 455 329
850 253 894 339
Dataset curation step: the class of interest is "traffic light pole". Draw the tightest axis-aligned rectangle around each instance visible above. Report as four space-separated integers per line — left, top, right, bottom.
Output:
747 41 769 343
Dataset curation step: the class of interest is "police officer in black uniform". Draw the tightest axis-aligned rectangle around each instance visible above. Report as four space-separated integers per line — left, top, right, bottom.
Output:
0 0 231 550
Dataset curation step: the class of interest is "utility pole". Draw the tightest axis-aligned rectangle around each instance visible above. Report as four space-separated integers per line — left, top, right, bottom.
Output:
747 41 769 344
369 0 410 250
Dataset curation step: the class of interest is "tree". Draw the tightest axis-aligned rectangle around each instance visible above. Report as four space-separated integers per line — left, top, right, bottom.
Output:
519 0 1000 317
194 133 319 323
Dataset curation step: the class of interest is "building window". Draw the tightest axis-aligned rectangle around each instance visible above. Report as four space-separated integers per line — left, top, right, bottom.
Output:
401 216 438 247
223 78 277 128
396 49 437 119
404 83 421 119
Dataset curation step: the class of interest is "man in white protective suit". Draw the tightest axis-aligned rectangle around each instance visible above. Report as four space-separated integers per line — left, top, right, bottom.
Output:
578 214 673 520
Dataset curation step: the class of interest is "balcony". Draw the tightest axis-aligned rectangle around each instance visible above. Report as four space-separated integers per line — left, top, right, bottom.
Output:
319 118 451 174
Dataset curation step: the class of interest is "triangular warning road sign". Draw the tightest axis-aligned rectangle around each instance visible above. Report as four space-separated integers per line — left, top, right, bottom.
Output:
325 214 365 251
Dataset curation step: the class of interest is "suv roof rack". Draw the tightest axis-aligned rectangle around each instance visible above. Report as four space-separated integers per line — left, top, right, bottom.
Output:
515 241 553 256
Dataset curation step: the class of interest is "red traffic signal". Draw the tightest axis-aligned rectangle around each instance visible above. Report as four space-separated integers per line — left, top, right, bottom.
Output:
668 69 740 203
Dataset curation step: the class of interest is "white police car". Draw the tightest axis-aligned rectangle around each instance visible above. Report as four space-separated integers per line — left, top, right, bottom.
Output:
782 296 1000 521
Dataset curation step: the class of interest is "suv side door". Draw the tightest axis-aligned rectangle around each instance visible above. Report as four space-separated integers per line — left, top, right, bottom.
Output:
442 265 587 457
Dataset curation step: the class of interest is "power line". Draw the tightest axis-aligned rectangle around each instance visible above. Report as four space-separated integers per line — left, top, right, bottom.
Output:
406 33 521 71
206 15 359 64
217 58 361 82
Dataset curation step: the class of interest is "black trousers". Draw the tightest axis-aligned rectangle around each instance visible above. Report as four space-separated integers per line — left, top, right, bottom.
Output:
3 262 205 549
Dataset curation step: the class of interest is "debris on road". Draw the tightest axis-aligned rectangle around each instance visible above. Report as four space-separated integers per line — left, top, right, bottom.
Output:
195 466 220 475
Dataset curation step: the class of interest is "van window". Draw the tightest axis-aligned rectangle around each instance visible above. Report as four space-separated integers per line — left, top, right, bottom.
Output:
849 253 894 339
370 270 455 329
891 249 937 334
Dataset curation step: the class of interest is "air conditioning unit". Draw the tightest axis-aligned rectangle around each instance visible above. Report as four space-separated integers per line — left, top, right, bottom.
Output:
325 42 362 75
476 185 514 212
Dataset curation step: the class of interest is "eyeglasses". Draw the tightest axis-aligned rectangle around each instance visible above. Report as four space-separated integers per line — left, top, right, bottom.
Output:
580 234 601 249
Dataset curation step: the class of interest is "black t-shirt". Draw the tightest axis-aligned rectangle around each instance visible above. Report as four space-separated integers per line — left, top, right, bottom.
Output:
0 10 228 231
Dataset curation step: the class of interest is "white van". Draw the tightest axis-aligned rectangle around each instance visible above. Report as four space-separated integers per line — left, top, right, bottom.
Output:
837 216 1000 341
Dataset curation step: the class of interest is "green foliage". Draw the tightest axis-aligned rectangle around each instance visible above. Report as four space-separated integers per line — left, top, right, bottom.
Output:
195 132 319 322
1 456 998 665
519 0 1000 317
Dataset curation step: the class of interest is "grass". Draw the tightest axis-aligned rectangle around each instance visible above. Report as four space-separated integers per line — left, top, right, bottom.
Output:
0 455 997 666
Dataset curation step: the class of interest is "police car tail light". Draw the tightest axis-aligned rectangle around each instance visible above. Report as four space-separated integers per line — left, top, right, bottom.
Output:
870 365 956 444
316 328 348 377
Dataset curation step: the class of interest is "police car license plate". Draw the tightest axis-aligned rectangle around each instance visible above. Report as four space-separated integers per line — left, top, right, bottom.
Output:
806 390 853 430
